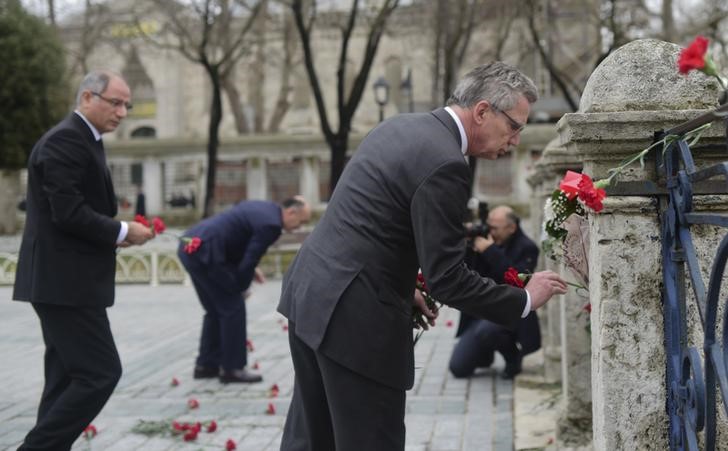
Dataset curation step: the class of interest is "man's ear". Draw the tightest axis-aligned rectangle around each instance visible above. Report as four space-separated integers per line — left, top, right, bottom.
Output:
474 100 491 124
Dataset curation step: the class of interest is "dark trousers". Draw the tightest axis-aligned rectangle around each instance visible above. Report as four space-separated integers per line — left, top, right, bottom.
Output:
448 319 519 378
281 324 406 451
186 267 247 371
19 303 121 451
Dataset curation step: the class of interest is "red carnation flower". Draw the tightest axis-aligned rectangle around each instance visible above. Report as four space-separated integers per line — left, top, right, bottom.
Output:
266 403 276 415
83 424 97 439
152 216 166 234
207 420 217 433
446 320 453 327
187 398 199 409
183 236 202 254
678 35 709 74
183 430 198 441
134 214 150 227
171 377 179 387
246 339 254 352
226 439 237 450
252 361 260 370
504 267 525 288
577 174 606 212
269 384 280 398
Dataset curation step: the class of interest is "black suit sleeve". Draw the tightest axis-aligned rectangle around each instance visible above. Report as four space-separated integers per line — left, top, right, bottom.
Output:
235 224 281 292
37 129 120 245
410 161 526 325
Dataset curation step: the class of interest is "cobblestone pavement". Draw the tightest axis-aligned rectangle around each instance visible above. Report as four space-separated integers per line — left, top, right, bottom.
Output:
0 282 515 451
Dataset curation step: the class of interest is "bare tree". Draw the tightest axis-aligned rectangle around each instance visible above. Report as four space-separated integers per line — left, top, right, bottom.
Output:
65 1 113 78
267 9 299 133
291 0 399 194
138 0 263 217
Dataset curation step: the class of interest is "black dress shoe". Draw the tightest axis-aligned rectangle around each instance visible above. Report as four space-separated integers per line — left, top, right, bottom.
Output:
193 366 219 379
501 356 523 380
219 368 263 384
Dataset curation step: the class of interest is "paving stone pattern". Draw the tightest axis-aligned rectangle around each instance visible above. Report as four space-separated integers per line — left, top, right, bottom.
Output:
0 283 514 451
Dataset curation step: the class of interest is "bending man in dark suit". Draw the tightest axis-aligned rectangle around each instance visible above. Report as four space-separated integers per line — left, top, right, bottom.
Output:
277 62 567 451
178 197 311 383
13 70 155 451
450 205 540 380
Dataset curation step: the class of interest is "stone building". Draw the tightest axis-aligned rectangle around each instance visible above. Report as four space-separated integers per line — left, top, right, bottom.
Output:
46 0 598 218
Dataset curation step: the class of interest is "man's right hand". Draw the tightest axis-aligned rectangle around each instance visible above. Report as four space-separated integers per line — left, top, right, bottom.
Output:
124 221 154 246
525 270 567 310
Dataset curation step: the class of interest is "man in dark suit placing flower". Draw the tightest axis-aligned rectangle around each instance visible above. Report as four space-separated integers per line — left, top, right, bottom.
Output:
178 197 311 384
277 62 567 451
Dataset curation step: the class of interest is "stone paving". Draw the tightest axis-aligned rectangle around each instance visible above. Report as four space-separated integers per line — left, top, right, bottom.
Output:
0 281 517 451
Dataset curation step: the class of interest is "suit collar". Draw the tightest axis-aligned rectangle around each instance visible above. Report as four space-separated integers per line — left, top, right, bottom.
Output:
73 110 102 141
431 108 464 154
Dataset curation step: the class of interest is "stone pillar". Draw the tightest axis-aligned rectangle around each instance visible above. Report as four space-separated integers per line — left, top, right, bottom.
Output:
557 38 725 450
0 170 20 234
142 158 163 215
299 156 320 204
528 138 583 386
557 264 592 446
246 156 268 200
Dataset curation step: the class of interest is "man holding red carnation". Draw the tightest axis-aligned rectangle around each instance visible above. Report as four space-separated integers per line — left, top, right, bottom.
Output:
12 71 155 451
277 62 567 451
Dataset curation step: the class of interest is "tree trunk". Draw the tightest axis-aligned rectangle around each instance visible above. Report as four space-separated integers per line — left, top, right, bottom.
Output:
203 66 223 218
0 170 20 235
222 71 250 134
328 134 348 198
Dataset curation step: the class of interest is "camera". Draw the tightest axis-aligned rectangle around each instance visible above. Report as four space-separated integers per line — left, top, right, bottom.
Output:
464 200 490 239
465 223 490 239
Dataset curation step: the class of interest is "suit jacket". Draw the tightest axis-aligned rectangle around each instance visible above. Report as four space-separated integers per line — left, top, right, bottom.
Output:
457 227 542 355
180 201 282 294
278 109 527 390
13 113 121 307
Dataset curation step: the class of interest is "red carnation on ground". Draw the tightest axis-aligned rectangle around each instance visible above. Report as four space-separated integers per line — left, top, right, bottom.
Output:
269 383 280 398
246 339 254 352
446 320 453 327
226 439 237 450
266 403 276 415
187 398 199 409
207 420 217 433
252 361 260 370
183 429 198 441
83 424 97 439
171 377 179 387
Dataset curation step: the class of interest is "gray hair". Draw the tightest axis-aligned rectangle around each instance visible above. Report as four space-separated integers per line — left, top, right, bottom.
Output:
447 62 538 111
75 70 117 106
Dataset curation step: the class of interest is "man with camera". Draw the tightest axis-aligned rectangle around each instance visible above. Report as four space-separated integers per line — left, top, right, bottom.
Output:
450 205 540 379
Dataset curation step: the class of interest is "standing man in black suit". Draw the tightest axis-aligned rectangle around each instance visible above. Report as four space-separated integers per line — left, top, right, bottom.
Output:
277 62 567 451
13 70 154 451
450 205 541 380
179 197 311 384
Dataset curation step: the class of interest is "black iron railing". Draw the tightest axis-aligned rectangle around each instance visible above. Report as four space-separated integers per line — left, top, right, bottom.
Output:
658 105 728 451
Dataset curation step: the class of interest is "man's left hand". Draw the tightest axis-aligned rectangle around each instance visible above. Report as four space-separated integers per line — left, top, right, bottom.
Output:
254 268 266 284
473 235 494 253
413 289 438 329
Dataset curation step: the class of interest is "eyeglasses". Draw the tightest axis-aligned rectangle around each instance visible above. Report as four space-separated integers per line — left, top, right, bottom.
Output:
91 92 133 111
492 106 525 135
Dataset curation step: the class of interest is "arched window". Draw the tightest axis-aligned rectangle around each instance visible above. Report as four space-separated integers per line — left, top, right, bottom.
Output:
130 126 156 138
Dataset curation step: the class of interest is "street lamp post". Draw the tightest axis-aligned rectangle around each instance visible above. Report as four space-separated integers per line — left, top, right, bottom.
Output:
400 68 414 113
372 76 390 122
